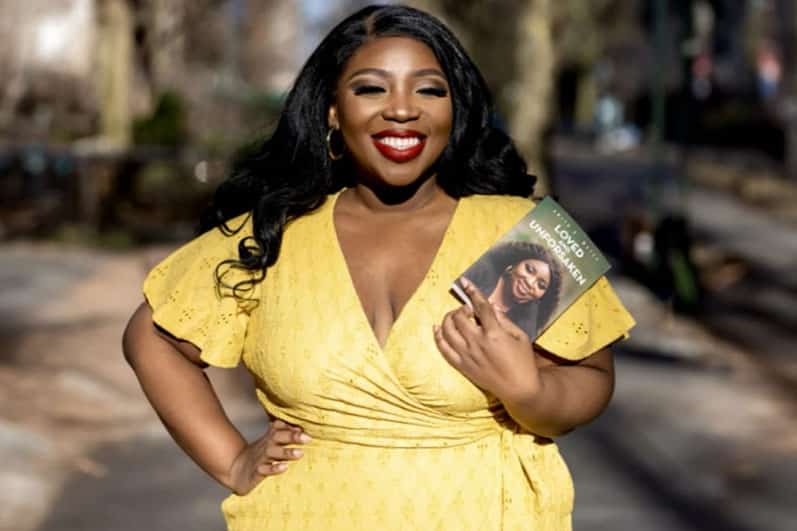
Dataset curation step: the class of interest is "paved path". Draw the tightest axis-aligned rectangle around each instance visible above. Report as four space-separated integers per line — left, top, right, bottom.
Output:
551 146 797 531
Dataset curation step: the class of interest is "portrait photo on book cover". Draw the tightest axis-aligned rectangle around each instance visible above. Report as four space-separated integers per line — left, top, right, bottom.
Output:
451 197 611 342
460 241 563 339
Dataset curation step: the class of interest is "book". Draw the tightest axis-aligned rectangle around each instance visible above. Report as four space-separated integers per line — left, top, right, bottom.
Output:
452 196 610 341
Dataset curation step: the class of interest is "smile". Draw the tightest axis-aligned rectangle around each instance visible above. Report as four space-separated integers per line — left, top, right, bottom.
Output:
372 130 427 162
514 280 533 299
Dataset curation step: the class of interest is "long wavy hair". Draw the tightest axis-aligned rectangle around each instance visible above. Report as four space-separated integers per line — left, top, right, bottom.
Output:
201 5 536 296
467 242 563 337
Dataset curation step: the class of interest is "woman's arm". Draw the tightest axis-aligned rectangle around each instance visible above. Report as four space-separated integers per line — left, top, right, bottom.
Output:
434 278 614 438
123 302 248 487
122 302 308 494
500 348 613 437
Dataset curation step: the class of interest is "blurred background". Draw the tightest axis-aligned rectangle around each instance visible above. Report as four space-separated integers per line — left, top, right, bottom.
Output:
1 1 796 530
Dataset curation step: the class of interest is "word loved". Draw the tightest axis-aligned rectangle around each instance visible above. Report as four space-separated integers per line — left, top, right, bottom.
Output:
529 220 587 285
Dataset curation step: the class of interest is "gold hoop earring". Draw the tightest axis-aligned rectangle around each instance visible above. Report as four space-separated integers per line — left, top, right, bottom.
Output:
326 128 344 161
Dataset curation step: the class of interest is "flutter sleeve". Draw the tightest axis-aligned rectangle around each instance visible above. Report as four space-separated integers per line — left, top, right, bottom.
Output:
142 214 260 368
535 276 635 362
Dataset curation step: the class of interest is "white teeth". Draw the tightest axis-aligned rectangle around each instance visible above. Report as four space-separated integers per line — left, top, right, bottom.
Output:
377 136 421 150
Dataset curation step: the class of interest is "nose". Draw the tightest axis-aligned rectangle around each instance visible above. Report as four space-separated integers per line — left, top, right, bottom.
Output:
382 90 419 122
523 273 541 295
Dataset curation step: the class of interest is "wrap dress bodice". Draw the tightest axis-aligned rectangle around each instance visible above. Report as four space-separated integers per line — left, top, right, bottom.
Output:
143 192 635 530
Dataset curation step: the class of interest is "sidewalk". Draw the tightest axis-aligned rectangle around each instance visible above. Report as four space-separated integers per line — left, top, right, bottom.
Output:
551 140 797 530
563 275 797 531
0 243 262 531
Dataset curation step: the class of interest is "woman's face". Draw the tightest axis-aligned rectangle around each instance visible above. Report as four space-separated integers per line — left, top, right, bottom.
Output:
328 37 453 189
507 258 551 304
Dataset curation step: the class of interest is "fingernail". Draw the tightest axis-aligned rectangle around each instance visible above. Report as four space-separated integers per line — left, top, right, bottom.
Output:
299 433 312 443
460 277 471 289
291 449 304 458
433 324 440 334
276 462 288 471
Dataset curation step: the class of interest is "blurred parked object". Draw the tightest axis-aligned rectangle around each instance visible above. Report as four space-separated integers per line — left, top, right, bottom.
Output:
0 145 77 239
594 92 641 154
756 40 782 100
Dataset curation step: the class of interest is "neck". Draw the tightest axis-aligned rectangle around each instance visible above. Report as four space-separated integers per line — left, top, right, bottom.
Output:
345 177 449 214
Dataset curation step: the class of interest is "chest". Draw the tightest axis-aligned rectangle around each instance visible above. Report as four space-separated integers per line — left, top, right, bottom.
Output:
242 194 524 414
333 208 452 347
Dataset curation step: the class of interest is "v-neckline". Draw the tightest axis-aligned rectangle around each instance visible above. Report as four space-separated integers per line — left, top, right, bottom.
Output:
328 189 465 354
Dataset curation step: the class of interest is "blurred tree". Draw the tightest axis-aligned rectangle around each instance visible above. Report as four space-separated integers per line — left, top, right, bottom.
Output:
0 0 98 142
554 1 646 131
407 0 646 194
774 0 797 180
407 0 556 194
132 90 187 147
508 0 555 195
112 0 300 160
242 0 301 92
96 0 134 147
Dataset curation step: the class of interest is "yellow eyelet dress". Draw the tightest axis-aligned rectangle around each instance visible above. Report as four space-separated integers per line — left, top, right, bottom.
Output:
143 192 635 531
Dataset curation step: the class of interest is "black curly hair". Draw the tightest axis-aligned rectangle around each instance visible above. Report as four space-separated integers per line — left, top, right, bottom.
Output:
201 5 536 297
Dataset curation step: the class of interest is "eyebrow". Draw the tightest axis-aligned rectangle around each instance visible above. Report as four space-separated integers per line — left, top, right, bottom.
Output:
345 68 447 82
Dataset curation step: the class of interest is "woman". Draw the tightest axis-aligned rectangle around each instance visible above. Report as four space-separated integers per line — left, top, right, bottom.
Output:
467 241 563 338
123 5 634 530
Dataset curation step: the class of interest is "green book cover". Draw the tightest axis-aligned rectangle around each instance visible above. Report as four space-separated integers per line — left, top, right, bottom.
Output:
452 196 610 341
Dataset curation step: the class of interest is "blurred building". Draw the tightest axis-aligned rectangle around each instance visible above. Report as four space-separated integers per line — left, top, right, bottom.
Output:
0 0 98 142
0 0 310 148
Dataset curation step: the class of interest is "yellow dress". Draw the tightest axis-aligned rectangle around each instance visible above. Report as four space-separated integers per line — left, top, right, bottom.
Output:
143 192 635 531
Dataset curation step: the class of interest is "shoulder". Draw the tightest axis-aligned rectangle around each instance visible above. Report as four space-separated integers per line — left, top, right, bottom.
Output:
462 194 534 232
144 212 254 295
465 194 534 217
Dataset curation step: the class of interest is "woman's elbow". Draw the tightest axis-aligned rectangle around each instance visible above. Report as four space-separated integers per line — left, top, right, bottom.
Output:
122 302 154 368
122 302 206 369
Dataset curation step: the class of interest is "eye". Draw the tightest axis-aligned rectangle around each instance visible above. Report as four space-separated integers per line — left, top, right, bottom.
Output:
525 263 534 274
417 87 448 97
352 85 386 95
537 281 547 291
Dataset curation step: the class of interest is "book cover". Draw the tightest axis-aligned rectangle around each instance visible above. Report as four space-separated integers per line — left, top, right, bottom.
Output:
452 196 610 341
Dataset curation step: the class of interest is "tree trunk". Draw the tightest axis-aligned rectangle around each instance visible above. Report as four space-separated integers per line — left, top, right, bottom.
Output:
775 0 797 181
96 0 134 147
406 0 555 195
506 0 554 195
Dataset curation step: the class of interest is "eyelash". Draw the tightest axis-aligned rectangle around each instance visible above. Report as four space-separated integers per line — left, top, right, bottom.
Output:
351 85 448 97
418 87 448 97
353 85 385 95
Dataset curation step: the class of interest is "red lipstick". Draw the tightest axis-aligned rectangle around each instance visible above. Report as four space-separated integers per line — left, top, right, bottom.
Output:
372 129 426 163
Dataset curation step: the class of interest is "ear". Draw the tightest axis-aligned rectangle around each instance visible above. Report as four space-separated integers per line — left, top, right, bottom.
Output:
327 106 339 129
